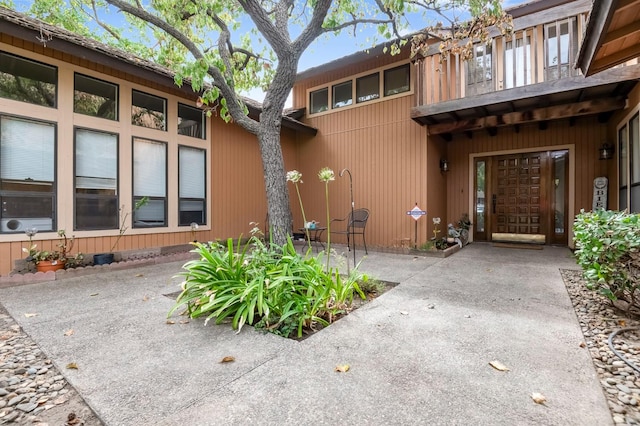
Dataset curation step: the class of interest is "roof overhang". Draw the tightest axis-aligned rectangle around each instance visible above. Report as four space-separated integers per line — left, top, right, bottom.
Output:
411 63 640 136
0 7 317 135
576 0 640 76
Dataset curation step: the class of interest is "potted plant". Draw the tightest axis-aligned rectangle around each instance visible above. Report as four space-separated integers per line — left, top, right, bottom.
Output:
23 230 82 272
94 197 148 265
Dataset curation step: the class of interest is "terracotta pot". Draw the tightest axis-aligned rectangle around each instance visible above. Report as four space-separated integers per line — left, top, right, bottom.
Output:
36 259 66 273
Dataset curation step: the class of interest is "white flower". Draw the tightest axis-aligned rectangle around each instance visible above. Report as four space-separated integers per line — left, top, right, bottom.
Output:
318 167 335 182
286 170 303 183
433 217 441 225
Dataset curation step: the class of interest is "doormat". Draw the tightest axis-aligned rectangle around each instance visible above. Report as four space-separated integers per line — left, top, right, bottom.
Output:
492 242 543 250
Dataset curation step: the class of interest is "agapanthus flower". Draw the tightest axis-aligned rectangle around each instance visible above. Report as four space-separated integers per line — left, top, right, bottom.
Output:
318 167 335 182
286 170 303 183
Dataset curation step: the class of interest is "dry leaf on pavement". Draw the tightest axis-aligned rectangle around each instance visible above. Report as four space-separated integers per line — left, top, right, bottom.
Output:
531 392 547 405
64 329 74 337
66 362 78 370
489 360 510 372
166 320 176 325
335 364 350 373
220 356 235 363
25 313 38 318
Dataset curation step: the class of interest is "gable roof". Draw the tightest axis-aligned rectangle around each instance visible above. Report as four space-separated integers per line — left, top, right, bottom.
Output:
576 0 640 76
0 7 316 135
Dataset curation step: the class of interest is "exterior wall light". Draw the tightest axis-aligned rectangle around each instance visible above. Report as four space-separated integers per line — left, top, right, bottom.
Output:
440 159 449 172
599 143 614 160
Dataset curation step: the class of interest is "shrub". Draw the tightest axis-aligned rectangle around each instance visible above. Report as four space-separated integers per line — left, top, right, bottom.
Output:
574 210 640 311
169 236 366 338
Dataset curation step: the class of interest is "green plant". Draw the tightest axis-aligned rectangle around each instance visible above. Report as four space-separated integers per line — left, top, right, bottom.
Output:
169 235 367 338
574 209 640 312
111 196 149 252
23 229 82 265
318 167 335 272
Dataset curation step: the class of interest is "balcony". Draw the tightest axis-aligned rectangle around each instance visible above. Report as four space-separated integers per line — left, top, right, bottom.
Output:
410 0 640 136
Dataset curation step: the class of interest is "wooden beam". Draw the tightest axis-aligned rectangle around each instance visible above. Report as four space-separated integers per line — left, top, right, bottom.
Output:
592 45 640 75
602 19 640 46
426 97 626 135
412 63 640 121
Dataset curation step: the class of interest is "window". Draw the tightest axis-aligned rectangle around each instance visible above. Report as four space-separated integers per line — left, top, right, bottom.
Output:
310 88 328 114
505 38 531 89
356 73 380 103
0 52 57 108
133 138 167 227
178 146 205 226
177 103 206 139
466 44 493 95
332 81 352 109
0 116 55 233
619 113 640 212
384 64 410 96
75 128 118 230
132 90 166 130
74 73 118 120
545 18 578 81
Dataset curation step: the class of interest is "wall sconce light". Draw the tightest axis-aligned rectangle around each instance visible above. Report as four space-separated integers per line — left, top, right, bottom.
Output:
599 143 615 160
440 159 449 172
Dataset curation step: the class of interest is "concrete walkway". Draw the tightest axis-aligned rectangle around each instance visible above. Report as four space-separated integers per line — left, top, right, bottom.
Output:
0 244 611 425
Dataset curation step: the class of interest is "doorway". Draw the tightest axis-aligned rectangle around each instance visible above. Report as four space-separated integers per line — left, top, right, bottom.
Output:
473 150 569 245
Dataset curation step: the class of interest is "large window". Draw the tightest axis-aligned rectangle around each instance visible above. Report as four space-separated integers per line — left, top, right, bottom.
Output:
74 73 118 120
177 103 206 139
467 44 493 95
178 146 206 226
619 113 640 212
75 128 118 230
133 138 167 227
332 81 352 109
356 73 380 103
545 18 578 81
310 88 328 114
0 116 55 233
384 64 410 96
132 90 166 130
504 38 531 89
0 52 57 108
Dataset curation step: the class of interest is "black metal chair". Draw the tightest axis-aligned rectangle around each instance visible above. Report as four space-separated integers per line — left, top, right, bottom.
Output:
331 208 370 254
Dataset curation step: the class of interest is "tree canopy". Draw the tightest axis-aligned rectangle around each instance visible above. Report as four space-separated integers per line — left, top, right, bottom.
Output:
4 0 510 245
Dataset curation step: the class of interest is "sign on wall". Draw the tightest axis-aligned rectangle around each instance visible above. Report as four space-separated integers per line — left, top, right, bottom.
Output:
592 177 608 211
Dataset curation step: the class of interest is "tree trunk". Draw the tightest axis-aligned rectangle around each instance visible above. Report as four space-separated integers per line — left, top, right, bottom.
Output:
257 121 292 246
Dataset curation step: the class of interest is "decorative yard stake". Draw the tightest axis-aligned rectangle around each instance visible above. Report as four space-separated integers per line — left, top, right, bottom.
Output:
406 203 427 248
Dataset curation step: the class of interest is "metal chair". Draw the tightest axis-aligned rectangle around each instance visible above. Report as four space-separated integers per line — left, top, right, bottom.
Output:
331 208 370 254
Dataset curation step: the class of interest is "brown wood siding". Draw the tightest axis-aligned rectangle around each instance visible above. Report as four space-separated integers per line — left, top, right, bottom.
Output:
445 117 608 231
294 94 430 249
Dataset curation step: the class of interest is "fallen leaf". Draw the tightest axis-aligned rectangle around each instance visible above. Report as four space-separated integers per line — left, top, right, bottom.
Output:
489 360 510 372
52 396 69 405
220 356 235 363
400 311 409 315
66 363 78 370
25 313 38 318
579 341 586 348
67 412 80 425
179 320 190 324
335 364 350 373
135 273 144 277
619 319 627 327
166 320 176 325
142 296 149 302
64 329 74 337
531 392 547 405
89 293 99 297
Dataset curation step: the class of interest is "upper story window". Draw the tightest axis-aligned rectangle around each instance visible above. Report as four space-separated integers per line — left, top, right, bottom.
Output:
133 138 167 228
466 44 493 95
0 52 57 108
310 88 328 114
332 81 352 109
178 145 206 226
132 90 166 131
178 103 206 139
0 115 56 233
74 73 119 121
384 64 410 96
545 18 578 81
74 128 119 230
505 37 531 89
356 73 380 103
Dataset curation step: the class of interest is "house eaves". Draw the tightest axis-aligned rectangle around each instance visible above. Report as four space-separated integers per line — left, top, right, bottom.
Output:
0 7 316 135
576 0 640 76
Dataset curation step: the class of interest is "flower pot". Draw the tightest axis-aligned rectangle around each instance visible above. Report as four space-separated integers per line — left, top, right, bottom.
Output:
93 253 114 265
36 259 66 273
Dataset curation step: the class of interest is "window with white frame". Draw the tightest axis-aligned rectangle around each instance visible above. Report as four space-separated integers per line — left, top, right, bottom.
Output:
178 146 206 226
74 73 118 120
75 128 119 230
0 51 57 108
545 18 578 81
133 138 167 227
0 116 55 233
132 90 166 131
177 103 206 139
619 112 640 212
504 38 531 89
